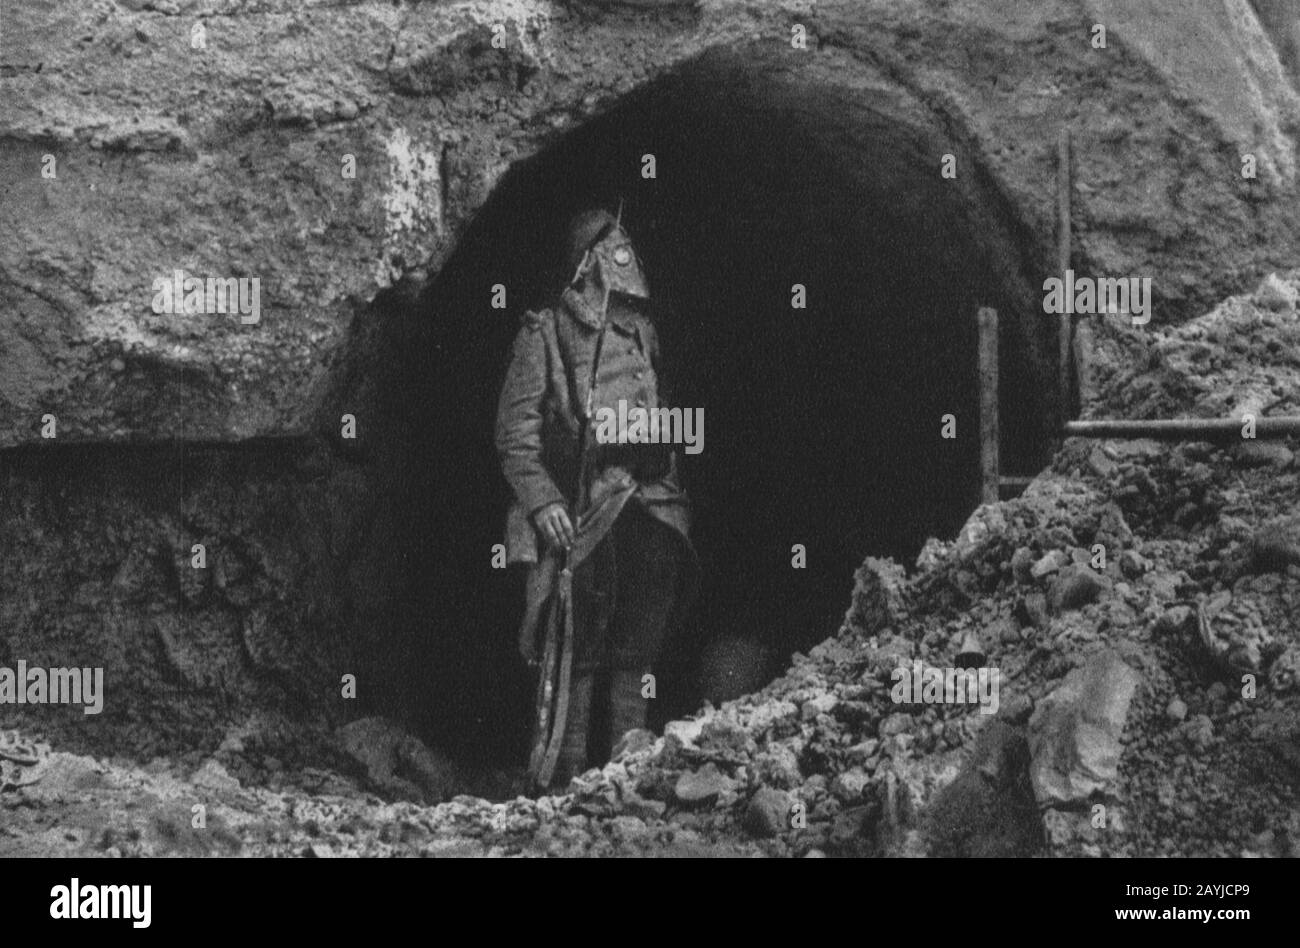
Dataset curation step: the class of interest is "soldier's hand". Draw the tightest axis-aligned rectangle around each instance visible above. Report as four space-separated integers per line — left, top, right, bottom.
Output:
533 503 575 550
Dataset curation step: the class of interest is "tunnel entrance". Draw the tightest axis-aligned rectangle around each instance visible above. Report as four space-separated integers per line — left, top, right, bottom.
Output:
372 44 1056 771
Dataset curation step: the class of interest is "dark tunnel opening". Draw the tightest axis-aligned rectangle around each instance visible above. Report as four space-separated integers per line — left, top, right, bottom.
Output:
372 46 1056 771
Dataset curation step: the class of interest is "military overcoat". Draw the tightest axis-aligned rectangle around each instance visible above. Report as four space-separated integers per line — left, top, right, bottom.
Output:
495 287 699 659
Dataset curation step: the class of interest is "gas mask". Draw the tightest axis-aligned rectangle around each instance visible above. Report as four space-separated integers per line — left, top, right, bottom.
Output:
587 228 649 300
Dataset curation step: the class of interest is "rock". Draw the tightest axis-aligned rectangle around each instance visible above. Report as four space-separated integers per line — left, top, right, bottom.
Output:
1225 640 1263 675
1027 652 1142 807
800 694 838 721
1040 807 1082 850
1166 697 1188 722
924 720 1042 857
1251 526 1300 573
954 505 1007 562
1234 441 1294 468
847 739 880 763
832 700 876 728
610 728 655 760
1156 605 1194 635
1195 595 1273 676
1254 272 1297 312
1143 570 1186 601
753 744 802 789
879 713 914 737
1269 647 1300 693
1031 549 1070 579
609 816 649 842
1119 549 1151 578
217 726 249 755
844 558 908 634
663 718 706 748
673 763 736 806
1011 547 1035 584
1069 546 1095 568
1000 693 1034 724
828 805 875 855
621 791 667 822
335 717 464 803
1183 714 1215 752
1097 503 1134 546
915 537 952 572
7 749 97 797
1263 725 1300 788
1088 447 1118 478
1047 566 1106 614
830 768 871 803
1174 501 1202 526
743 787 791 838
1018 592 1051 630
868 635 914 669
1110 439 1163 462
993 615 1022 645
190 758 241 793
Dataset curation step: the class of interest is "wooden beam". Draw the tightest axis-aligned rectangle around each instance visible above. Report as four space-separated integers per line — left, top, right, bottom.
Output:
978 306 999 505
1064 418 1300 440
1057 128 1073 424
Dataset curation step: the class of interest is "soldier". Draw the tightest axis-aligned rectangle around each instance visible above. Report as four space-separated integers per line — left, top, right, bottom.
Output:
496 208 699 787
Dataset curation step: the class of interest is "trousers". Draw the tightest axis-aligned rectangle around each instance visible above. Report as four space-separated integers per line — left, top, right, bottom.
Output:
553 502 682 783
569 500 681 673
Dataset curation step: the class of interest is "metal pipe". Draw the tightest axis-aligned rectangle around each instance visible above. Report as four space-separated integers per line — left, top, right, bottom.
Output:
1064 418 1300 440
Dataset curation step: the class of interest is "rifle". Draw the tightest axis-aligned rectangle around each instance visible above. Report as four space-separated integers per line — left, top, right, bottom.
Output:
526 226 617 791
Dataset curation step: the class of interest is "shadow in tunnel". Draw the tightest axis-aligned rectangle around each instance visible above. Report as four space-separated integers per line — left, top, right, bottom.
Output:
383 44 1055 768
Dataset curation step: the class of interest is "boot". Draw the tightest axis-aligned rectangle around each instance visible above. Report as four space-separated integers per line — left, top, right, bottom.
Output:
608 669 650 755
551 671 595 786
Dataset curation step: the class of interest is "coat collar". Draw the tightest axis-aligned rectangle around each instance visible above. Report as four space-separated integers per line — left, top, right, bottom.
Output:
560 287 644 334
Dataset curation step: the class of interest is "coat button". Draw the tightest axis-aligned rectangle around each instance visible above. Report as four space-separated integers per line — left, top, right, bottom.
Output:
634 371 644 380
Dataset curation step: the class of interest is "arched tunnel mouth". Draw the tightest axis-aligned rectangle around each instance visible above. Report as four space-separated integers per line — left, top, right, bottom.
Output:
368 44 1057 776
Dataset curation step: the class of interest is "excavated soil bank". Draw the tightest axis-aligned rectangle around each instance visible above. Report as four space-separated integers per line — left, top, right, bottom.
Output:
0 437 354 760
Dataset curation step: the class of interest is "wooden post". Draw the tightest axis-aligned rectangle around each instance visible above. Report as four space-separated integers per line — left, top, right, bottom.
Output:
1057 128 1072 425
978 306 999 505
